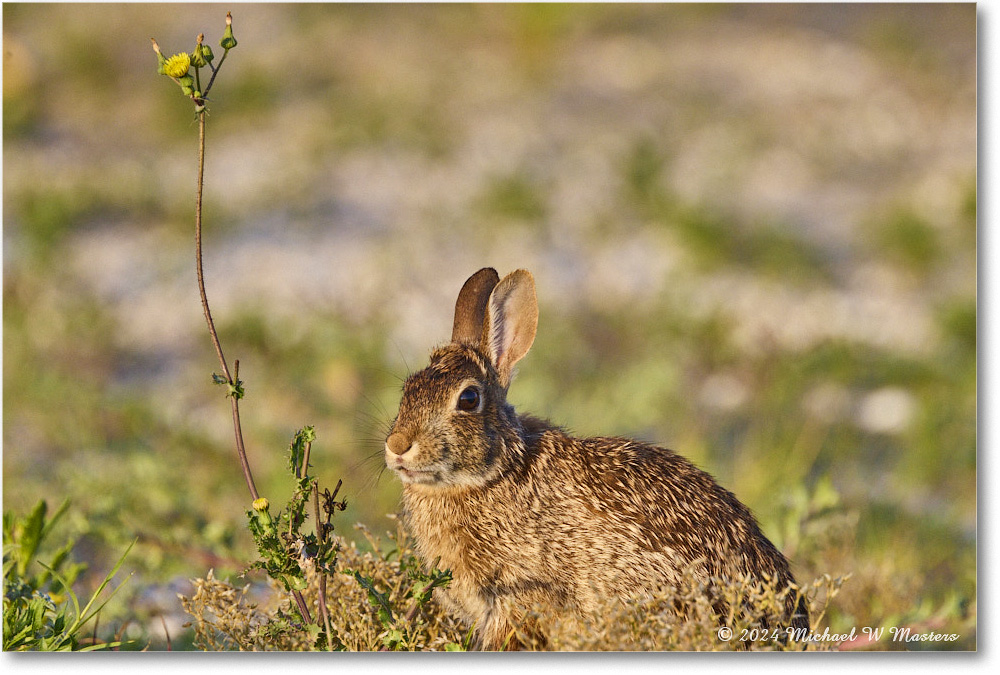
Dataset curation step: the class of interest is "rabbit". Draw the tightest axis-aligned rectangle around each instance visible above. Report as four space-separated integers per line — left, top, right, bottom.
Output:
385 267 808 650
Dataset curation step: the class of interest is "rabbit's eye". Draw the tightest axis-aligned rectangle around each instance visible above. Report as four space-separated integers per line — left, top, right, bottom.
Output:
456 386 481 412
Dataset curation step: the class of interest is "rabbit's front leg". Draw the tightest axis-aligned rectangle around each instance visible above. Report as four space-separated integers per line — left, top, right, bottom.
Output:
477 604 546 651
477 605 521 651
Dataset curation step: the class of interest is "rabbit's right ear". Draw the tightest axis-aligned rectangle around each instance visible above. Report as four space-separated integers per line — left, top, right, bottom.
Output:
452 268 500 345
482 269 538 388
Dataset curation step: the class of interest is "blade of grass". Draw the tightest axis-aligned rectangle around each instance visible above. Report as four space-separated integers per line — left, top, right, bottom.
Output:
80 640 124 652
39 499 71 543
37 561 82 630
71 539 136 633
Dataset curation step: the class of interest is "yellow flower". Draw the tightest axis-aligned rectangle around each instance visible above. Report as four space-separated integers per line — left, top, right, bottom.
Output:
252 497 270 511
163 52 191 78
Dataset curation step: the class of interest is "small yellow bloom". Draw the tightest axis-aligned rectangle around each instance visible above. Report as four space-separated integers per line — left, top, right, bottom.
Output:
252 497 270 511
163 52 191 78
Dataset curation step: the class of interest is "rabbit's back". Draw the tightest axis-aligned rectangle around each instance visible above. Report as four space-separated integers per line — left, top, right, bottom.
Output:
403 416 797 620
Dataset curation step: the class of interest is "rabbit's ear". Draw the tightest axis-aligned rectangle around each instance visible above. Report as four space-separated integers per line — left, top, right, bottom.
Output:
452 268 500 345
483 269 538 387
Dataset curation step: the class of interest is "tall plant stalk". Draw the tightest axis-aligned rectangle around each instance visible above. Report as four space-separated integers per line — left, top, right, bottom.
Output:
152 13 335 638
194 111 259 502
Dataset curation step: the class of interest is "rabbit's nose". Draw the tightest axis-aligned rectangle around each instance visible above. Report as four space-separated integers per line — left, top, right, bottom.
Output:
386 432 412 456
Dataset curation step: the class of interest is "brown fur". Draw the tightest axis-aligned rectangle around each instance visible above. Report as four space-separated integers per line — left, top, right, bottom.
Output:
386 269 807 650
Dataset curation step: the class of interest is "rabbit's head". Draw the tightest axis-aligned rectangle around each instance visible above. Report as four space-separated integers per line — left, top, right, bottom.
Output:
385 268 538 489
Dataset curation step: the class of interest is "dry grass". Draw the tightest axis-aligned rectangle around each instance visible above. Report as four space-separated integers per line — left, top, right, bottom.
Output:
536 574 844 652
180 522 468 651
179 478 977 651
180 522 845 652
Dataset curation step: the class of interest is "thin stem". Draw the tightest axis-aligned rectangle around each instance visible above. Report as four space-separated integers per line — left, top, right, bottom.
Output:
291 590 313 625
403 601 421 624
313 480 334 650
195 112 231 383
194 110 259 501
318 571 332 649
202 48 228 98
301 440 312 480
230 361 259 500
159 615 173 651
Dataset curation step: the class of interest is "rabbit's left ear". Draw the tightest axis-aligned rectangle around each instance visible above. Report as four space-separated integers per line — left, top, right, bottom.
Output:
453 268 500 345
483 269 538 388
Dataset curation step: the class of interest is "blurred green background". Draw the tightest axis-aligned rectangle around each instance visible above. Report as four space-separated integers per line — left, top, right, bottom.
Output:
3 3 976 649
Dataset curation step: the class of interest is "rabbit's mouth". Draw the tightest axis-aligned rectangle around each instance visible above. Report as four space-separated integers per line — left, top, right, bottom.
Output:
393 466 439 484
385 437 440 483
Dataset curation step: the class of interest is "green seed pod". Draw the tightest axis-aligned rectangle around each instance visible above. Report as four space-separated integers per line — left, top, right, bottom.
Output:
177 73 195 96
220 12 237 50
191 48 208 68
252 509 275 537
220 29 237 50
151 38 168 74
191 33 213 68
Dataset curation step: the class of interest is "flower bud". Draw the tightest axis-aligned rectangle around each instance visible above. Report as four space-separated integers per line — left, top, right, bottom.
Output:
177 73 196 96
151 38 168 74
220 12 238 50
251 500 275 537
191 34 213 68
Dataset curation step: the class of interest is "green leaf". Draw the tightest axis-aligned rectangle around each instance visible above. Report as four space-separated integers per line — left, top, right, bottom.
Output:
462 624 476 650
38 499 70 544
214 375 246 399
37 563 81 632
227 379 245 399
405 565 452 606
17 501 47 577
352 571 394 626
382 628 404 649
287 427 316 476
284 574 308 592
79 640 124 652
304 623 322 642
